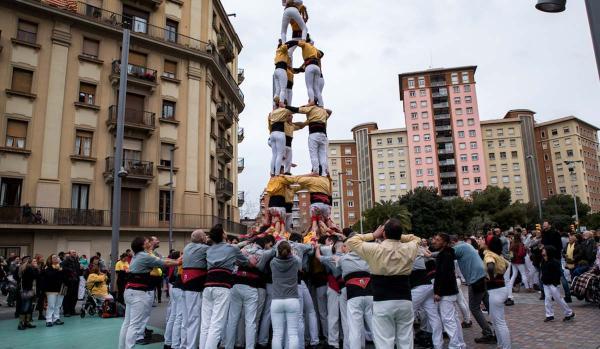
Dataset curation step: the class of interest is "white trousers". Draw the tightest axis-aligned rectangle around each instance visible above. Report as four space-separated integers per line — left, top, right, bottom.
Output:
224 284 259 349
525 254 538 287
274 68 288 104
439 295 466 349
317 76 325 106
283 146 293 174
199 287 231 349
543 284 573 318
504 262 513 299
411 284 443 349
455 279 471 323
305 64 323 105
371 300 414 349
272 298 301 349
280 7 307 43
509 263 530 290
165 287 184 348
258 284 274 346
184 290 202 349
299 281 320 346
488 288 511 349
308 132 328 175
119 289 152 349
315 285 328 338
45 292 64 324
287 86 293 106
270 131 286 175
346 295 373 349
326 287 348 348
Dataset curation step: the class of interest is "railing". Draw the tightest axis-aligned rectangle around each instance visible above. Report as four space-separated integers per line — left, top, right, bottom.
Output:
217 103 234 126
237 69 245 84
432 90 448 98
217 137 233 160
237 127 245 142
433 102 449 108
435 125 452 132
440 183 458 190
238 191 245 205
217 178 234 198
0 206 247 234
439 159 456 166
105 157 154 177
439 172 457 178
112 60 157 83
238 157 245 173
436 136 453 143
16 28 37 44
434 114 450 120
108 105 156 129
430 80 446 87
437 148 454 155
217 32 234 61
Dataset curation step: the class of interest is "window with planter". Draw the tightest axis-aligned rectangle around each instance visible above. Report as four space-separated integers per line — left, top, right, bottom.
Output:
74 130 93 157
78 83 96 105
163 60 177 79
5 119 28 149
162 100 176 120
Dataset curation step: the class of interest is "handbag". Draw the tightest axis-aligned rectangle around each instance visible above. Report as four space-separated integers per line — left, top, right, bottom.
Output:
20 279 36 300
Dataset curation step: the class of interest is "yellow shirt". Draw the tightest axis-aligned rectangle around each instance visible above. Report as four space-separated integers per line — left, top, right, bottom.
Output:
566 243 576 268
115 260 129 272
298 41 319 60
287 175 331 195
346 233 421 276
274 44 289 65
483 250 508 276
284 121 304 138
149 251 163 277
268 108 293 132
86 273 109 297
298 106 329 125
266 176 291 197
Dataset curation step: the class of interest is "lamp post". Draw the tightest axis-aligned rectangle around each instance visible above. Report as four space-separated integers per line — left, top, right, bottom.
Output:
350 179 367 234
536 0 600 79
168 145 178 252
564 160 583 232
337 172 345 228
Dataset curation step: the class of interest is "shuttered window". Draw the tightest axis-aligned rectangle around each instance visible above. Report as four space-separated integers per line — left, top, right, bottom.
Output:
17 19 37 43
163 60 177 79
5 119 28 148
11 68 33 94
128 51 146 67
160 143 173 166
162 100 175 120
82 38 99 59
74 130 93 156
78 82 96 105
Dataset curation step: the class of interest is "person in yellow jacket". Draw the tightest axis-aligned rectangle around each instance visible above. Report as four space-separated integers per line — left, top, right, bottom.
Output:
281 0 307 43
268 107 294 176
287 38 323 106
285 105 332 175
265 175 294 237
273 40 290 108
87 265 114 301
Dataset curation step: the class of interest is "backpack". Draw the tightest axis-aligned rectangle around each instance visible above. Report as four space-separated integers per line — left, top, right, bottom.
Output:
101 300 117 318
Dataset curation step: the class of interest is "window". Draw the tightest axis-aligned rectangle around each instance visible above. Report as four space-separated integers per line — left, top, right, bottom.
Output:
566 149 574 157
389 173 396 180
427 180 435 187
407 78 415 88
451 73 459 84
457 120 464 127
559 187 566 194
409 90 416 97
413 135 420 142
410 112 418 120
515 187 523 195
551 129 558 136
388 161 395 168
376 138 383 145
422 122 430 130
398 136 404 144
78 82 96 105
421 111 429 119
415 158 422 165
488 152 496 161
414 146 421 153
565 137 571 145
419 89 426 96
333 201 339 208
74 130 93 157
416 169 423 176
501 163 508 172
5 120 28 149
347 190 353 196
465 96 472 103
514 175 521 183
460 154 467 161
563 126 570 134
331 159 337 166
498 140 505 148
410 101 417 109
82 38 100 59
427 168 434 176
552 140 560 148
424 145 432 152
461 72 469 83
159 190 171 221
464 84 471 92
345 168 352 175
453 86 460 93
490 164 497 172
71 184 90 210
386 138 393 145
463 178 470 185
417 181 424 187
330 149 337 155
399 171 406 178
418 77 425 87
455 108 463 115
469 130 476 137
378 173 385 180
11 68 33 94
377 161 384 169
399 160 406 167
474 176 481 184
459 143 467 150
425 157 433 164
390 184 397 191
377 150 383 158
162 100 176 120
123 6 149 34
387 149 393 157
379 184 386 191
467 118 475 126
471 153 479 161
470 142 477 149
0 178 23 206
512 163 520 171
485 129 492 137
491 176 498 184
420 100 427 108
462 165 468 173
423 134 431 141
509 139 516 147
487 141 494 148
464 190 471 197
511 151 518 159
502 176 510 183
163 60 177 79
466 107 473 114
17 19 38 44
345 158 352 165
541 131 546 138
454 97 461 104
160 143 174 166
348 212 356 219
500 152 507 160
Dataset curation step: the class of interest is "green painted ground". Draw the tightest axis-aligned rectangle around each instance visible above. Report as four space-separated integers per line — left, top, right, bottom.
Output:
0 316 164 349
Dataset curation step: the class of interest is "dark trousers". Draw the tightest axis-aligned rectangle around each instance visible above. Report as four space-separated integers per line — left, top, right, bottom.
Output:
62 279 79 314
468 277 493 336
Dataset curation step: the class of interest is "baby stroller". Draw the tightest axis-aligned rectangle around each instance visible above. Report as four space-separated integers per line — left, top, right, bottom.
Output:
80 287 104 317
1 275 18 307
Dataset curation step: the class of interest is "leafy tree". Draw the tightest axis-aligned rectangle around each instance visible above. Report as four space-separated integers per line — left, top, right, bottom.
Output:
491 202 529 231
582 212 600 230
399 187 448 237
471 186 512 217
356 200 411 233
445 197 474 234
542 194 590 222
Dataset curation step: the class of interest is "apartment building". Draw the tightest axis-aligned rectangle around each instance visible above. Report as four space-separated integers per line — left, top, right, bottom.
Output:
328 140 360 228
370 128 411 202
0 0 246 258
351 123 377 210
535 116 600 212
399 66 487 198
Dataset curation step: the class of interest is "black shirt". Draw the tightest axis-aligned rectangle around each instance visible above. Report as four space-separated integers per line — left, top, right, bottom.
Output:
434 247 459 297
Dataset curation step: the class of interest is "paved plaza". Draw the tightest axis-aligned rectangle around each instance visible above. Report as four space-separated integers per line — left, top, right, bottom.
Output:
0 287 598 349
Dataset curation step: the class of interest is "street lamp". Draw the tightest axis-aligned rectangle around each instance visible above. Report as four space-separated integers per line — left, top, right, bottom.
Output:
350 179 367 234
564 160 583 231
536 0 600 79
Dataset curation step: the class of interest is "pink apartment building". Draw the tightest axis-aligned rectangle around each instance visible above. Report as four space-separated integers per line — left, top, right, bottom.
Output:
398 66 487 198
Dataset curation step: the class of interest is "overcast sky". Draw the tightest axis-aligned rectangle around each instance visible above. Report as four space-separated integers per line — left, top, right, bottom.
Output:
221 0 600 218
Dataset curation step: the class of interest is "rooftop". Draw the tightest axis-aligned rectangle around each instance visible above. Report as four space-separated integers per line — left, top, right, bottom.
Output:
535 115 600 131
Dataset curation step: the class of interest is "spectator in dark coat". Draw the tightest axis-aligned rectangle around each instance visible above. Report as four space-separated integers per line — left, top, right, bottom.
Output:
61 250 82 316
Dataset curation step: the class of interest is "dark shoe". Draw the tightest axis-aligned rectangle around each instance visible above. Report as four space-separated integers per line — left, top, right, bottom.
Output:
38 314 45 321
563 313 575 321
461 321 473 328
18 323 26 330
544 316 555 322
539 294 545 300
564 296 573 303
145 328 154 334
504 298 515 306
136 339 150 345
46 322 53 327
53 319 64 325
163 345 172 349
474 335 497 344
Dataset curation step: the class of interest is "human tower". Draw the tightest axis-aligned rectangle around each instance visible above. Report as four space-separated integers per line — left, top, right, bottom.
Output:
249 0 341 241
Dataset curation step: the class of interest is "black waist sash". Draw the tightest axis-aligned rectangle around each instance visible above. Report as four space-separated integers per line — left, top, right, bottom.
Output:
269 195 286 208
285 202 293 213
371 274 411 302
271 122 285 132
308 122 326 134
235 266 265 289
344 271 372 300
181 268 207 292
126 273 154 291
310 193 330 205
275 61 288 70
204 268 233 289
286 136 293 147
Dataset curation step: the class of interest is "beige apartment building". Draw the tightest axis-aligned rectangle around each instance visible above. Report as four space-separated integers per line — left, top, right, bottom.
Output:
369 128 411 202
535 116 600 213
0 0 246 258
328 140 361 228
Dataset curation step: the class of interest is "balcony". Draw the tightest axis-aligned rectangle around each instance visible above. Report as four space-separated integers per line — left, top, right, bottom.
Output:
433 102 449 109
439 171 457 178
434 114 450 121
238 157 245 173
436 136 453 143
238 127 245 143
111 60 157 89
439 159 456 166
432 90 448 98
0 206 247 235
216 137 233 163
430 80 446 87
438 148 454 155
132 0 163 9
217 32 234 62
237 69 245 84
440 183 458 190
238 191 245 206
435 125 452 132
217 178 233 201
107 105 155 134
217 103 234 129
104 157 154 187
